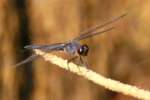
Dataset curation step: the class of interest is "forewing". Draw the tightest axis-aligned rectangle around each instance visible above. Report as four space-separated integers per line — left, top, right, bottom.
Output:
74 13 126 41
75 27 114 41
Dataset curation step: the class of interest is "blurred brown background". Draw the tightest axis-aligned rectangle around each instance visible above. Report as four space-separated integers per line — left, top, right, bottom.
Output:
0 0 150 100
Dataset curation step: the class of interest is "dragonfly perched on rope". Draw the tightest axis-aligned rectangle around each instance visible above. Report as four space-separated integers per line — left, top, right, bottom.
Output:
15 13 127 67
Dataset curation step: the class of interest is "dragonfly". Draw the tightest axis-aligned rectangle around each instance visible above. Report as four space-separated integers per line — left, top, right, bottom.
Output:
15 13 127 67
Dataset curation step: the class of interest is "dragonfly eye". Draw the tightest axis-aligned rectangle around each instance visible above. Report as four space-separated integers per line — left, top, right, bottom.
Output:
78 44 89 56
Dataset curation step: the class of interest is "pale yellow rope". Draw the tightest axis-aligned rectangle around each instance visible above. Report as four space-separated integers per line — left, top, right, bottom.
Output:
34 49 150 100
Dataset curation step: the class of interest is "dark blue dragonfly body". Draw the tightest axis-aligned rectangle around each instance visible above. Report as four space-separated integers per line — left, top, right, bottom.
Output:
15 13 126 67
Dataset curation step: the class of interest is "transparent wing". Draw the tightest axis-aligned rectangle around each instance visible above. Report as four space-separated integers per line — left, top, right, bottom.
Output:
75 27 114 40
14 54 38 67
74 13 127 41
15 43 67 67
24 43 66 51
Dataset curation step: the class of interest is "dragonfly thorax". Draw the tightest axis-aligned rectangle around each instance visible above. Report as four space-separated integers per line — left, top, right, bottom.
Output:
77 44 89 56
64 41 80 56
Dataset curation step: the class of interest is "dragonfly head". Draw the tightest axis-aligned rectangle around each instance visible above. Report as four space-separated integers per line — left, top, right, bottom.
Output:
77 44 89 56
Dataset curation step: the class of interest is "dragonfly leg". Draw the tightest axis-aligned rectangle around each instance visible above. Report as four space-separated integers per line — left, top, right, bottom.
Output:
67 56 78 71
79 56 89 68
